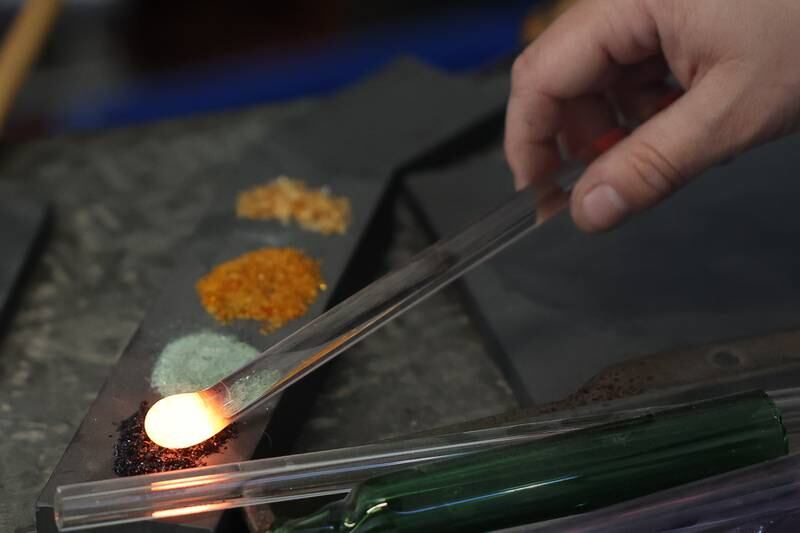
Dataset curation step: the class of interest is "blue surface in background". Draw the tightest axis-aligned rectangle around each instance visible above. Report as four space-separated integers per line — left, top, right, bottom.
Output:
63 1 538 131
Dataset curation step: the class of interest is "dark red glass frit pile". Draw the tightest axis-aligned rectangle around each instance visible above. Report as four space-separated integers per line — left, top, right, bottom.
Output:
113 401 237 476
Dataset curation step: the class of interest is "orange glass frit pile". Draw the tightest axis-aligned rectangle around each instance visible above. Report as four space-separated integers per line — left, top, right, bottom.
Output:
196 248 326 333
236 176 351 235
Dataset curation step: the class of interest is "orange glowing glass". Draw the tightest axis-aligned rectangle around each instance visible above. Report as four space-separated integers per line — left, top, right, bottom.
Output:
144 393 228 449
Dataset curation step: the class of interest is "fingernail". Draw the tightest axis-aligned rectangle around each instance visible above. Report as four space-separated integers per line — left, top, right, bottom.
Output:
581 184 628 230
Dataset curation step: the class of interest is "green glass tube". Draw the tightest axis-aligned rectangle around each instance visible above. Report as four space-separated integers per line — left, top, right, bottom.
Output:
274 391 787 533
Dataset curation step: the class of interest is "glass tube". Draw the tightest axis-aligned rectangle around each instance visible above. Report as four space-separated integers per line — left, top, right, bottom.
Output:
56 388 800 531
202 184 544 420
522 453 800 532
200 161 588 423
274 390 787 532
54 401 647 532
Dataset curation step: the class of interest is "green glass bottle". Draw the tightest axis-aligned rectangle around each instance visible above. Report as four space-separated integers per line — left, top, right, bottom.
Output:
274 391 787 532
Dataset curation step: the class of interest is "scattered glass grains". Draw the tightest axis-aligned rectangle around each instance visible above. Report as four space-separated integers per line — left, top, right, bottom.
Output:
236 176 351 235
113 401 237 477
151 331 261 396
196 247 325 333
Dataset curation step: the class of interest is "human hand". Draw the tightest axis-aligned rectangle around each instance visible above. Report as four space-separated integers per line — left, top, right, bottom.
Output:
505 0 800 231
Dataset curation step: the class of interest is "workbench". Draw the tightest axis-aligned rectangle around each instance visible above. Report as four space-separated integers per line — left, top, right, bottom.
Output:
0 67 516 532
5 63 800 532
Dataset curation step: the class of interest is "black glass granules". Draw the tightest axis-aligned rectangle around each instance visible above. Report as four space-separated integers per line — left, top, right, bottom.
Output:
113 401 238 476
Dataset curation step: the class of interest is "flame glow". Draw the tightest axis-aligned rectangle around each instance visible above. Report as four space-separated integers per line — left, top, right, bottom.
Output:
152 503 230 519
144 393 228 449
151 474 224 492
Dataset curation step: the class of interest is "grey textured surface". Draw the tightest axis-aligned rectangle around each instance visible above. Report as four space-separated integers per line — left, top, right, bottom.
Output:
0 103 310 533
0 183 47 328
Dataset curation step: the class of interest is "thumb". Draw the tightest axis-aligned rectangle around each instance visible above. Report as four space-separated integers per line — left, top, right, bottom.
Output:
570 74 748 232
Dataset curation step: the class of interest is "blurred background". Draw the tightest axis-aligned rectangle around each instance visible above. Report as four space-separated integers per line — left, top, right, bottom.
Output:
0 0 556 140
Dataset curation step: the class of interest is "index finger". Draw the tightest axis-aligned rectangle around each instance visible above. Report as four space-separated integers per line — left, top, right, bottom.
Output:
504 0 662 189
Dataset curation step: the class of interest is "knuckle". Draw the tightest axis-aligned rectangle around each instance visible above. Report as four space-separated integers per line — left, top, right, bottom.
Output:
511 44 548 94
511 51 533 87
624 140 687 200
644 0 684 26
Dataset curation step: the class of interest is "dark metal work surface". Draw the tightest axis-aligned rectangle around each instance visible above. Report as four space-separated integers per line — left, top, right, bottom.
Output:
270 61 509 178
430 326 800 439
406 135 800 405
0 183 48 333
0 61 515 533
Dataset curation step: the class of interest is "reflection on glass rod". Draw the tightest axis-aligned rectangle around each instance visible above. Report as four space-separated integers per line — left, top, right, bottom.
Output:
523 452 800 532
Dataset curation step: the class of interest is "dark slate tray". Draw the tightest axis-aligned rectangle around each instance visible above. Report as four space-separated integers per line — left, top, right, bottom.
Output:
35 60 510 532
36 170 384 533
268 59 509 177
0 182 47 331
406 134 800 406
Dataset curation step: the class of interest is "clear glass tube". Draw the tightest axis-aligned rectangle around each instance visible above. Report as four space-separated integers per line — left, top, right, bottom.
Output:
201 163 585 421
55 388 800 531
55 398 650 532
523 453 800 532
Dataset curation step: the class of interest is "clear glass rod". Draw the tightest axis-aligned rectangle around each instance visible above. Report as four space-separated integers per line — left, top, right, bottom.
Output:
55 388 800 531
200 163 582 422
56 395 653 531
523 452 800 532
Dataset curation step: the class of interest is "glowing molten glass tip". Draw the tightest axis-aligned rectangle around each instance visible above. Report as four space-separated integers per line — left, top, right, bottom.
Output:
144 393 228 449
